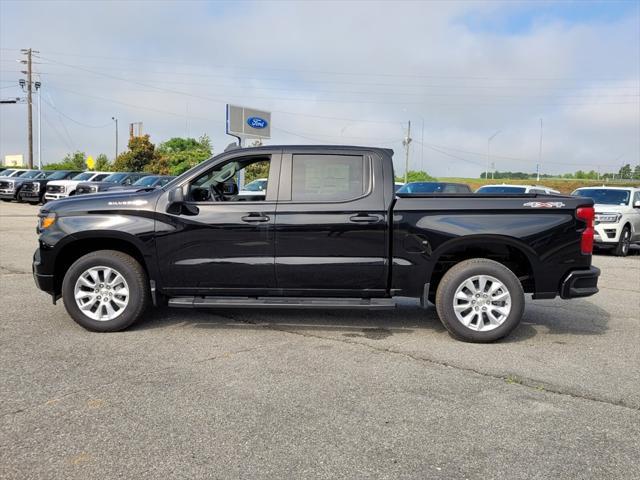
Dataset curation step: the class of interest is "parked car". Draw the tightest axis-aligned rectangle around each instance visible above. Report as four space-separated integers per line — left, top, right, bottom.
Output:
237 177 268 199
397 182 472 194
75 172 150 195
0 168 30 179
33 145 599 343
394 182 405 192
476 184 560 194
44 171 111 201
102 175 175 192
0 170 48 201
19 170 83 204
571 186 640 256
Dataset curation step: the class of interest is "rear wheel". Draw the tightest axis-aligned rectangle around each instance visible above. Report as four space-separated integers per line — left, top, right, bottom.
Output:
614 226 631 257
435 258 525 343
62 250 150 331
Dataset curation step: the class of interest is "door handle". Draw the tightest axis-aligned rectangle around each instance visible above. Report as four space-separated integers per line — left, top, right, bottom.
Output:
241 213 270 223
349 214 382 223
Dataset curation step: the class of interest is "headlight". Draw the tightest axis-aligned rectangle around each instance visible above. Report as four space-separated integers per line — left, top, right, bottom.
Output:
33 183 40 192
595 213 621 223
90 186 99 192
7 182 15 190
38 212 56 230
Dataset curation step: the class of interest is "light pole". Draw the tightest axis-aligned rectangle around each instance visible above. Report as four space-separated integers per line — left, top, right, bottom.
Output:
486 130 501 180
402 121 412 184
35 81 42 169
111 117 118 160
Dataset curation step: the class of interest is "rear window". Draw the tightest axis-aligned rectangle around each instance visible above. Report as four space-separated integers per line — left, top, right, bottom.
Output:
476 186 527 194
291 154 366 202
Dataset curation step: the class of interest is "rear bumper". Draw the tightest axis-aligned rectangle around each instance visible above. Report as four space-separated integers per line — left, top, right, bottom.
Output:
559 266 600 299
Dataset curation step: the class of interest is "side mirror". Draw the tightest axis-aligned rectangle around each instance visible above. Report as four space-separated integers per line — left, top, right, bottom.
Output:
168 186 184 204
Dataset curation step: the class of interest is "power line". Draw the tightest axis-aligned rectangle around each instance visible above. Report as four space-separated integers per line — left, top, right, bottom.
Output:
40 96 113 128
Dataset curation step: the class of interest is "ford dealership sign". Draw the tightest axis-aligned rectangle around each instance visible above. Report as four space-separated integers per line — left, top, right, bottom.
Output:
247 116 268 129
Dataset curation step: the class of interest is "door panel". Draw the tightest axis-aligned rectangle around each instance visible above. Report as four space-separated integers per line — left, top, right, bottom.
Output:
156 202 277 292
274 151 388 294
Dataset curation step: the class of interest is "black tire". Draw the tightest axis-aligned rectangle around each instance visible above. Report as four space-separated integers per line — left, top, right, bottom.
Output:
435 258 525 343
614 226 631 257
62 250 150 332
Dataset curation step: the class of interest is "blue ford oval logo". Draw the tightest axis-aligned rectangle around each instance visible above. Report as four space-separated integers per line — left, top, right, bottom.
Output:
247 116 268 129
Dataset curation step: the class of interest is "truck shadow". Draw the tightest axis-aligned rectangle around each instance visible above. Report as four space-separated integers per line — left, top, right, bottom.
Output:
134 296 610 343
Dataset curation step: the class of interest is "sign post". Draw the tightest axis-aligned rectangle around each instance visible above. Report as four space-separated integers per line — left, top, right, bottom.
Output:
225 105 271 187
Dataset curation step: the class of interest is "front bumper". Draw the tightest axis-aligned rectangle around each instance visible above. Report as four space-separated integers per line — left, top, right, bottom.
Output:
44 193 66 201
594 223 622 244
19 191 41 201
32 248 55 296
559 266 600 299
0 190 17 200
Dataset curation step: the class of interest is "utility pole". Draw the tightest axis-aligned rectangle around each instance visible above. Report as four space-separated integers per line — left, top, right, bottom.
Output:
486 130 500 180
112 117 118 160
537 118 543 182
20 48 38 169
402 121 412 184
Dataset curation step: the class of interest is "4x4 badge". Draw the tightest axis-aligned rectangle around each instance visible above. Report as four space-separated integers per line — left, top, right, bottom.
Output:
523 201 565 208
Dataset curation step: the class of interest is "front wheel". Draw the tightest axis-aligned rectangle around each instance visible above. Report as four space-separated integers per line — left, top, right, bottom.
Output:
61 250 150 332
614 226 631 257
435 258 525 343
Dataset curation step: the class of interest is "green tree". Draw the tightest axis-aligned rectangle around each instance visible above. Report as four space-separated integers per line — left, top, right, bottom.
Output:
113 135 158 172
618 164 632 179
396 170 435 183
44 151 87 170
94 153 112 171
153 135 213 175
633 165 640 180
245 161 270 183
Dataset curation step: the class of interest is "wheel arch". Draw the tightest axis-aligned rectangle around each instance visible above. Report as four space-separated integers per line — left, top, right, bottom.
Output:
53 232 155 296
426 234 540 296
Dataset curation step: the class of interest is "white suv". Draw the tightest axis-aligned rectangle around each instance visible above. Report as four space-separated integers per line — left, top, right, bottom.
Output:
572 186 640 256
476 184 560 194
44 171 110 201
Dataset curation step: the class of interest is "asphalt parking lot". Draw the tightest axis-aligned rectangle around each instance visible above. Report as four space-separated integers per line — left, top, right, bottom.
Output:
1 201 639 479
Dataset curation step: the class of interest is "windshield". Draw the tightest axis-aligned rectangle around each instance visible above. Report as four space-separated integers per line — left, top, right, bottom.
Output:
476 186 527 194
46 171 72 180
102 173 128 183
572 188 631 206
1 169 16 176
72 172 95 180
20 170 45 179
397 182 447 193
243 179 267 191
133 176 160 187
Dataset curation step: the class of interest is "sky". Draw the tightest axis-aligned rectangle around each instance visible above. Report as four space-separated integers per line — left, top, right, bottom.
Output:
0 0 639 178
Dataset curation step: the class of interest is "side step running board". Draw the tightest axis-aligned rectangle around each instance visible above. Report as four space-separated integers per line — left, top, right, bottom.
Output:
168 296 396 310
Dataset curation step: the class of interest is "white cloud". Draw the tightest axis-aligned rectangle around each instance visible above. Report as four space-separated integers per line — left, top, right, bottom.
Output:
0 0 638 177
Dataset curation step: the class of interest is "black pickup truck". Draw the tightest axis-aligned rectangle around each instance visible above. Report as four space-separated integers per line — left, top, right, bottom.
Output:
33 145 599 342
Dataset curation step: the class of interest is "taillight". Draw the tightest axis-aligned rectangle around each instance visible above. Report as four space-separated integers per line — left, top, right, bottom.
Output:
576 206 594 255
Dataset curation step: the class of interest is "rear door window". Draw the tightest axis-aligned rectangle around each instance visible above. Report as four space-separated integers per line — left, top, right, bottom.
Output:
291 154 367 202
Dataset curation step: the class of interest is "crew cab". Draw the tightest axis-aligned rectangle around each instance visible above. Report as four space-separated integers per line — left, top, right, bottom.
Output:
45 171 111 201
33 146 600 342
0 170 47 201
571 186 640 256
19 170 83 204
75 172 149 195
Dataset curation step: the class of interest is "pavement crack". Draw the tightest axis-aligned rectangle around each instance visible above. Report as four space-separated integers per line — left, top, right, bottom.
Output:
262 324 640 412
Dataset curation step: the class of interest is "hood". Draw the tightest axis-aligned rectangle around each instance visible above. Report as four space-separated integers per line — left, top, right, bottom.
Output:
47 179 83 187
43 188 162 213
78 181 117 188
593 203 630 213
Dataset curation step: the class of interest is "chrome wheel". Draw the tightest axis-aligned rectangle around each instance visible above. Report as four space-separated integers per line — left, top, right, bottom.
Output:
73 266 130 321
453 275 512 332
